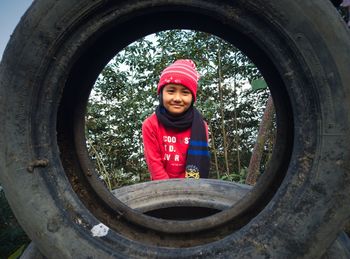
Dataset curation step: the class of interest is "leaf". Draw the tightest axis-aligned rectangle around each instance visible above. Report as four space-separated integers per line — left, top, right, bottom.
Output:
251 78 268 91
8 244 26 259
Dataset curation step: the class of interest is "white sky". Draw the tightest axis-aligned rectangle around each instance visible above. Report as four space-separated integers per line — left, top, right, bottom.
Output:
0 0 33 60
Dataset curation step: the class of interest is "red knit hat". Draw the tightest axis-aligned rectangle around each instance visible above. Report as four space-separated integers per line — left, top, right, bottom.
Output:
157 59 200 101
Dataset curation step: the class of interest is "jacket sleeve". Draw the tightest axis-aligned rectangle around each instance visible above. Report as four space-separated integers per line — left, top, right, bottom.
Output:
142 119 170 180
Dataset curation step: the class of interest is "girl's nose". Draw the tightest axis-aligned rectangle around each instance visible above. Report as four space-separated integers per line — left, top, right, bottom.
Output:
173 93 181 102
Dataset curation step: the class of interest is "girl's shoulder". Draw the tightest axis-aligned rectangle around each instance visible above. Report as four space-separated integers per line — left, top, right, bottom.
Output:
142 113 159 130
143 113 157 124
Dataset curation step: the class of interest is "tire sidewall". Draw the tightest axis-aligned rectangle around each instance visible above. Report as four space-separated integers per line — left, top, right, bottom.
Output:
1 0 350 258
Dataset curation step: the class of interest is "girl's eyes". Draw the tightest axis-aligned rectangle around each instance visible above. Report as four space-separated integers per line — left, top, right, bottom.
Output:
165 87 190 95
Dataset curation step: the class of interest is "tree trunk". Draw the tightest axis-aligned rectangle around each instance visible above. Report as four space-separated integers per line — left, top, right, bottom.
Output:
209 122 220 179
232 55 241 174
217 47 230 175
245 95 275 185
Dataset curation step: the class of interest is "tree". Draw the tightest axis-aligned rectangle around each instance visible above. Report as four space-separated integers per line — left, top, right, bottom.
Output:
86 30 270 188
246 95 275 185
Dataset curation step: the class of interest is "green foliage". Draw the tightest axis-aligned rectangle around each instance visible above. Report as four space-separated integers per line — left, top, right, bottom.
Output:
86 30 270 188
0 188 30 258
251 78 268 91
337 4 349 24
220 168 248 184
8 244 26 259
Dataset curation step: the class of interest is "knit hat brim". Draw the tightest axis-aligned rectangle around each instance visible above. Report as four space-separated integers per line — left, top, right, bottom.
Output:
157 59 200 101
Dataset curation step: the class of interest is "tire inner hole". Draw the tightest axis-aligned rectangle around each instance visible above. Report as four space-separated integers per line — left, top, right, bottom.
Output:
144 206 221 220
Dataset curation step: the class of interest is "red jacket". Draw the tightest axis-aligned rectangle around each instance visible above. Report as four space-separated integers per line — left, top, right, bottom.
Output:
142 113 209 180
142 113 192 180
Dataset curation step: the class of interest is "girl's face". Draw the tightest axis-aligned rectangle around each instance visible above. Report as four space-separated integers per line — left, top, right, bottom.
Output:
162 84 193 116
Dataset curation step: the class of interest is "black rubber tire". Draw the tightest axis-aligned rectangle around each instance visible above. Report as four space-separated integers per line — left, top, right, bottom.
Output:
23 181 350 258
114 181 350 258
20 242 47 259
111 179 251 213
1 0 350 258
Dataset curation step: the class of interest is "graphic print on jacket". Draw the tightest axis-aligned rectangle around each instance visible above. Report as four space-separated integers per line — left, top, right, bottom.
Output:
142 113 192 180
163 135 190 162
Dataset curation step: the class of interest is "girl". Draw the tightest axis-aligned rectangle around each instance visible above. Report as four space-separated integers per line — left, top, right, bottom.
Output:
142 59 210 180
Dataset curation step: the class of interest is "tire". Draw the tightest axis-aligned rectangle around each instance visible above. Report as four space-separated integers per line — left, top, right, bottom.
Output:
111 179 251 213
23 181 350 258
1 0 350 258
20 242 47 259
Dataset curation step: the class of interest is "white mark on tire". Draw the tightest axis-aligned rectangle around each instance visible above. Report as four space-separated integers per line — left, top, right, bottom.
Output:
91 223 109 237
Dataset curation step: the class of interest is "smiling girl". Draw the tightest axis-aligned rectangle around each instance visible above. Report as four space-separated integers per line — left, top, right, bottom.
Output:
142 59 210 180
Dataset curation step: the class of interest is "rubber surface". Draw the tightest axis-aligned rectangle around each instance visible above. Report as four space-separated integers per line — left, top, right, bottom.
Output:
23 181 350 258
1 0 350 258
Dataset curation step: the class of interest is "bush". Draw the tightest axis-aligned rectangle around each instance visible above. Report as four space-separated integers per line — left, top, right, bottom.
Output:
0 187 30 258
